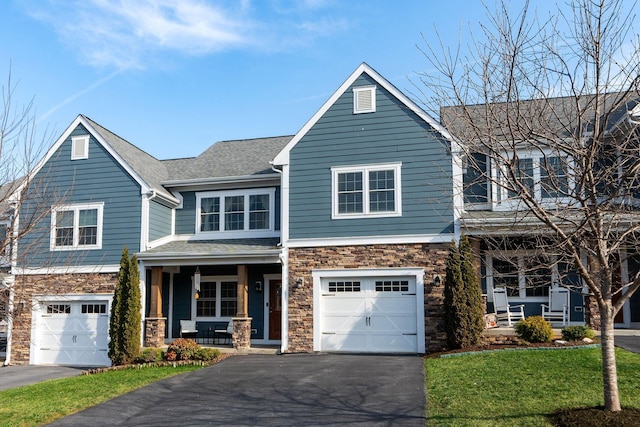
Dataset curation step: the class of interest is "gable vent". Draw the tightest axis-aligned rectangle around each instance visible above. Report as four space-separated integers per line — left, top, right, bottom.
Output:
71 135 89 160
353 86 376 114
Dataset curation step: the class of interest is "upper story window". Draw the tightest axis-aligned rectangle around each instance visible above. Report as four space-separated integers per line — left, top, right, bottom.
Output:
196 188 276 237
353 86 376 114
71 135 89 160
503 154 570 203
331 163 402 219
50 203 103 251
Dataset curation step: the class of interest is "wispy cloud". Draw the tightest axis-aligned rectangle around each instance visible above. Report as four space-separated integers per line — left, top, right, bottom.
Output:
22 0 352 70
36 69 123 123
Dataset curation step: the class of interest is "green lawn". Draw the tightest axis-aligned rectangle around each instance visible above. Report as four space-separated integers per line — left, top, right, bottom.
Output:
0 364 204 427
425 347 640 426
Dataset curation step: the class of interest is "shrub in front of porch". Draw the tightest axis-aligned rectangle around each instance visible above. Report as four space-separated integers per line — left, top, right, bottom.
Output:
515 316 553 343
164 338 221 362
561 325 595 341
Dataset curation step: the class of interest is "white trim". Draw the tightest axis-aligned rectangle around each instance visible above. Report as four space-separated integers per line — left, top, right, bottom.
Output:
49 203 104 251
280 248 289 353
311 267 425 353
353 86 376 114
272 62 451 167
71 135 89 160
263 274 282 342
141 194 150 251
286 233 454 248
15 265 121 275
331 163 402 219
138 260 146 346
195 188 277 238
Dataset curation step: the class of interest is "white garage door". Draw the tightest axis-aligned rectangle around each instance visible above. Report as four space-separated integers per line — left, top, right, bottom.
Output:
320 277 418 353
33 299 110 367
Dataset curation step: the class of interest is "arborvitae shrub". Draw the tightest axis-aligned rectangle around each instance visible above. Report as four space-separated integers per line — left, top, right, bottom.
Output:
515 316 554 343
444 236 484 349
561 325 595 341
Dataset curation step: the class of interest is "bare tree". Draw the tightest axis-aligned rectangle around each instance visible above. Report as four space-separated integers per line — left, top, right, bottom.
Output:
0 68 56 361
418 0 640 412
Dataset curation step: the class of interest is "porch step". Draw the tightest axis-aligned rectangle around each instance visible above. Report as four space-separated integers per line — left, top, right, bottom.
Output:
200 344 280 355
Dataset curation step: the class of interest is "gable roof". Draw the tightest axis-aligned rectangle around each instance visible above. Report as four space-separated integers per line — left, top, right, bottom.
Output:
25 115 178 204
162 135 292 185
271 62 452 166
440 92 640 143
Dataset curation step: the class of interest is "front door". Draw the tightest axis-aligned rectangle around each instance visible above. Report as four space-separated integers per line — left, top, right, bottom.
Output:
269 280 282 340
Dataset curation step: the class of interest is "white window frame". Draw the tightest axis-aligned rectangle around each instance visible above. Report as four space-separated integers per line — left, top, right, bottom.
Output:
353 86 376 114
195 188 277 238
50 203 104 251
192 275 238 320
331 163 402 219
495 149 573 209
71 135 89 160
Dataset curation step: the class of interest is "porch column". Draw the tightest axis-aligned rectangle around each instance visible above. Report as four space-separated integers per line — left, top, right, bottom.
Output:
145 266 166 347
233 265 251 349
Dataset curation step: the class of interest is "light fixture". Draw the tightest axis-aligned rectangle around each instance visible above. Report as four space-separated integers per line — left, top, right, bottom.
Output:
255 281 263 292
194 266 201 299
433 275 441 286
295 277 304 289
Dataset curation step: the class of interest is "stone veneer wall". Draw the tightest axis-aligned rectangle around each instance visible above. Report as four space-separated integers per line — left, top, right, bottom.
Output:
287 243 449 353
11 273 117 364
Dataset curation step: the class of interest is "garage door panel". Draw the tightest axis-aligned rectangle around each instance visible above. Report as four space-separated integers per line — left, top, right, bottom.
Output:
320 276 419 353
35 299 111 367
322 332 368 352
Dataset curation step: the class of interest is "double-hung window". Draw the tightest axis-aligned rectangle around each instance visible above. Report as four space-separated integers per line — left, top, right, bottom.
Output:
332 163 402 218
499 152 571 205
196 189 276 237
194 277 237 318
50 203 103 250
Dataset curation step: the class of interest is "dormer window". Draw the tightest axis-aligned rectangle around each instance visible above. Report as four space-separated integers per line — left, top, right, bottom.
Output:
71 135 89 160
353 86 376 114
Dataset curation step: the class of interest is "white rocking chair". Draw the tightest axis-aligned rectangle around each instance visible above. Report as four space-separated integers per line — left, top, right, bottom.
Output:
541 286 570 326
493 287 525 326
180 320 198 338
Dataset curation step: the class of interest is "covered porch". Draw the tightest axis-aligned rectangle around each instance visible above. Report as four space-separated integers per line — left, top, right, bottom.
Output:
137 238 283 350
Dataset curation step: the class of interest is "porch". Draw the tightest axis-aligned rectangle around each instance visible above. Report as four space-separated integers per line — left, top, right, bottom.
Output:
137 238 283 351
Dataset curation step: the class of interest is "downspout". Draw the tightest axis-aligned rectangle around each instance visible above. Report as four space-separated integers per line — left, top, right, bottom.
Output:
270 163 289 352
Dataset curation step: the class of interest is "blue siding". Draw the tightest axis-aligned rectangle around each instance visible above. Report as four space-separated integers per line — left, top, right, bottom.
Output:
288 73 454 239
19 124 142 267
174 187 281 235
149 200 172 241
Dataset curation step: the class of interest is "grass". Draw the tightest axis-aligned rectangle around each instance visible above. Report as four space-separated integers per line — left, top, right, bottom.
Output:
426 347 640 426
0 364 204 426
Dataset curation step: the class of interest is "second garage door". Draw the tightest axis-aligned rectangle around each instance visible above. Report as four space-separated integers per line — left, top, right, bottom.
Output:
320 277 418 353
32 297 111 367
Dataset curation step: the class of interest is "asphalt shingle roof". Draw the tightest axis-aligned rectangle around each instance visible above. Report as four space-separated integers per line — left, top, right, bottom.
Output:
139 238 281 259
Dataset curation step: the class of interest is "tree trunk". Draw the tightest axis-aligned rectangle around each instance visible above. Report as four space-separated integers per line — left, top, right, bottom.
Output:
601 308 621 412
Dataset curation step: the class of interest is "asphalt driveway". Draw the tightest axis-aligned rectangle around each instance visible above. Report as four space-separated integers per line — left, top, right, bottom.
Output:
49 354 426 426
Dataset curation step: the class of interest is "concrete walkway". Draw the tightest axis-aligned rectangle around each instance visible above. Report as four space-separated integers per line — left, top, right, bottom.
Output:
49 354 426 426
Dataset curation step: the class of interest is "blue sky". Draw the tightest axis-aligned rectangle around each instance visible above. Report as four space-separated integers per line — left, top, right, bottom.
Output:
2 0 533 160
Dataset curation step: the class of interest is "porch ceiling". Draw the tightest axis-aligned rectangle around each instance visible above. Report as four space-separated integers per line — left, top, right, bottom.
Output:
137 238 282 265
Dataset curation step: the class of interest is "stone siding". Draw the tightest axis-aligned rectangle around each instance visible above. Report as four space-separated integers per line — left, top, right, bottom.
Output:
287 243 449 353
11 273 117 364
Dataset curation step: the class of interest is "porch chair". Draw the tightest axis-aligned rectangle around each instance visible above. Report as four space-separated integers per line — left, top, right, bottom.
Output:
541 286 570 326
214 321 233 345
180 320 198 338
493 287 525 326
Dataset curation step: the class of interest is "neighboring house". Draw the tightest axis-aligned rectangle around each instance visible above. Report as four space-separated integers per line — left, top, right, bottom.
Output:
442 94 640 330
1 63 457 367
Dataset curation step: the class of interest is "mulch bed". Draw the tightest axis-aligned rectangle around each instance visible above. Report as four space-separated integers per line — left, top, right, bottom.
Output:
425 339 600 359
549 407 640 426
